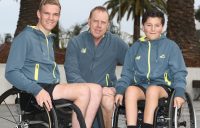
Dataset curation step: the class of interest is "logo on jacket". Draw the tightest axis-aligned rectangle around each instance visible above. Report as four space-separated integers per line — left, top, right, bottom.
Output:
81 48 87 53
135 55 141 60
159 54 165 59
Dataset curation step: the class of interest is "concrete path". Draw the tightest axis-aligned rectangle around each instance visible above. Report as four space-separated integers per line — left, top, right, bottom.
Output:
0 101 199 127
193 101 200 127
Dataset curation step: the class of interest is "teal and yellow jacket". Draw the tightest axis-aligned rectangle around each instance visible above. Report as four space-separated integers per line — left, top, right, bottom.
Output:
5 26 60 96
116 35 187 98
64 31 128 87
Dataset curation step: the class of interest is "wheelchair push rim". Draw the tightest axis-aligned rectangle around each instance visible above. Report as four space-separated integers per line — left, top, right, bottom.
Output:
0 87 58 128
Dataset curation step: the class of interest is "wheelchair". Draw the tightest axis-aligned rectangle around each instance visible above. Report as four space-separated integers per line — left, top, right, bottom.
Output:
112 90 196 128
0 87 87 128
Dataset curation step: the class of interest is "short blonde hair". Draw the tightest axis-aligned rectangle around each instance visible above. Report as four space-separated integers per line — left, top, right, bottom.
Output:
89 6 109 20
39 0 61 10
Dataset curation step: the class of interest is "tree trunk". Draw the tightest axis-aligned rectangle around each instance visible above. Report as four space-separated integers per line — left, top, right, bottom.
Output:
133 14 141 41
14 0 41 37
167 0 200 67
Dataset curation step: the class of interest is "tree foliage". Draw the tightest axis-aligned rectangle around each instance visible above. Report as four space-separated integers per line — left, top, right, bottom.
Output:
195 6 200 22
104 0 167 41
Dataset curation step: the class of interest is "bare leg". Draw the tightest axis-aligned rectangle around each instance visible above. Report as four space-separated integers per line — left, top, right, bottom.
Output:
143 85 168 124
101 96 114 128
101 87 115 128
125 86 145 126
85 83 102 128
52 83 90 128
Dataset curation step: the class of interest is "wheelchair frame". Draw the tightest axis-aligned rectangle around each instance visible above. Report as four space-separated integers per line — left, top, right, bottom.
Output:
112 90 196 128
0 87 87 128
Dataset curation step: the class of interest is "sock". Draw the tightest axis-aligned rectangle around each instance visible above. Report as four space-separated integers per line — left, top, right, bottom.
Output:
127 125 137 128
142 123 153 128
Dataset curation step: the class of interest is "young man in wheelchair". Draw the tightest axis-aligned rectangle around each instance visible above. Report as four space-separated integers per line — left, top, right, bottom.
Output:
5 0 102 128
115 9 187 128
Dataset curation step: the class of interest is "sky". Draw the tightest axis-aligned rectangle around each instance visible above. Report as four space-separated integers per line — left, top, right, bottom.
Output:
0 0 200 39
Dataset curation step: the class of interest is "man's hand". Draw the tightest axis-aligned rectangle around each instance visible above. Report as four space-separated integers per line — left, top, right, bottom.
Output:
103 87 116 96
115 94 123 106
174 97 185 109
35 89 52 111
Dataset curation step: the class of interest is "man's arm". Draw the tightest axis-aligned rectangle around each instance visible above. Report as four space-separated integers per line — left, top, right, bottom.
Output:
64 39 86 83
116 36 129 65
115 49 134 94
169 42 188 98
5 35 42 96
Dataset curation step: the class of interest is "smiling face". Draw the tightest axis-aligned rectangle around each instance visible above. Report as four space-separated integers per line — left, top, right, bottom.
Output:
88 9 109 43
37 4 60 35
142 17 163 40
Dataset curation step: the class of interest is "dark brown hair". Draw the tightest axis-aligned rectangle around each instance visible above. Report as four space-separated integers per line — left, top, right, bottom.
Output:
142 9 165 26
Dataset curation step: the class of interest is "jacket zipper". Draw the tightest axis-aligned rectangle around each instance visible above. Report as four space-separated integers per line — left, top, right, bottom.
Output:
147 41 151 82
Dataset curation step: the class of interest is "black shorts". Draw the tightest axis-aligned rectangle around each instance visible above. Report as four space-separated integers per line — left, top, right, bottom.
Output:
20 83 57 111
132 84 172 96
38 83 58 99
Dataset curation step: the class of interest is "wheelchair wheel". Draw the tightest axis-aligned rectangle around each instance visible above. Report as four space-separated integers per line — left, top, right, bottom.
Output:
0 87 58 128
153 98 170 128
112 105 126 128
54 99 87 128
168 91 196 128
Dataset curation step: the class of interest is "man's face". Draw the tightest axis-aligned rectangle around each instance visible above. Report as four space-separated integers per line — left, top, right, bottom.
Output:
88 10 109 40
142 17 163 40
37 4 60 33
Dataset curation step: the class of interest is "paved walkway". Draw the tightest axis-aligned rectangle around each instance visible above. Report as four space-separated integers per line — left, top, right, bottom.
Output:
0 101 200 127
193 101 200 127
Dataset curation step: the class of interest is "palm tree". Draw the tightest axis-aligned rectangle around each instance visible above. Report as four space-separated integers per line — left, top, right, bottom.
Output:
104 0 167 41
167 0 200 67
0 0 41 63
15 0 41 37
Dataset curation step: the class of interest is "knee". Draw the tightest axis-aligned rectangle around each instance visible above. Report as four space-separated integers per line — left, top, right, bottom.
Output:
126 86 138 95
101 96 115 111
146 86 159 98
78 85 90 100
125 86 133 96
125 86 140 100
90 83 103 98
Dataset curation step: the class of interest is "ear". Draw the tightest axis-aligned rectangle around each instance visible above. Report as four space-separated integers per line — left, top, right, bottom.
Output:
87 18 90 26
107 22 110 30
161 27 164 33
37 10 40 19
141 26 144 32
